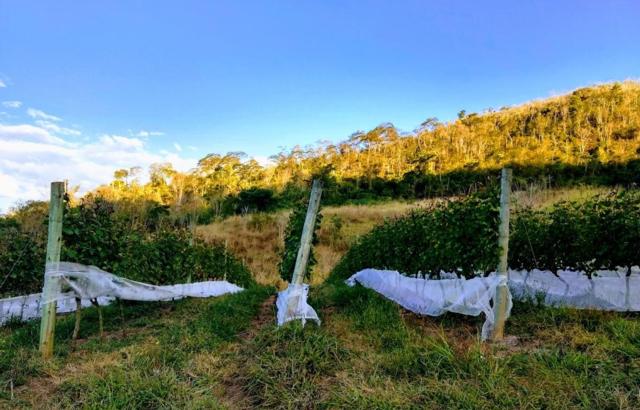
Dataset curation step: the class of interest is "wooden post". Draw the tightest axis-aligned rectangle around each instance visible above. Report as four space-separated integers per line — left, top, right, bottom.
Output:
72 297 82 341
290 179 323 285
91 298 104 339
491 168 512 341
39 181 65 358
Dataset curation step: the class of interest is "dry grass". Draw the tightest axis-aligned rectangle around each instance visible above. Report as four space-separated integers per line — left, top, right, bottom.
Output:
512 184 610 209
313 201 433 284
197 201 431 287
197 212 291 287
197 186 609 287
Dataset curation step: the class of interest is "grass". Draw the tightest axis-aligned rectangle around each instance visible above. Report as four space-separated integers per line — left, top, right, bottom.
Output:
1 286 273 409
2 282 639 409
197 199 442 287
310 283 640 409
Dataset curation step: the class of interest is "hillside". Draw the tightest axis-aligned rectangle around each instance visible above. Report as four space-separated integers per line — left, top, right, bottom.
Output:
88 81 640 222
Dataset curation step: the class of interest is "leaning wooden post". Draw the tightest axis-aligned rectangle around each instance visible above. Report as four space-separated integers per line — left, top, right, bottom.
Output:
39 181 65 358
290 179 323 285
491 168 512 341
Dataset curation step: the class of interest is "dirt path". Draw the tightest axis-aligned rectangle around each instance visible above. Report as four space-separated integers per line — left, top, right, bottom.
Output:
217 294 277 409
239 294 276 340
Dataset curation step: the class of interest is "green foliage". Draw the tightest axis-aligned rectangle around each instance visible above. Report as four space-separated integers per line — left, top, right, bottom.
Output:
510 190 640 274
278 198 323 283
0 219 46 296
331 187 640 281
65 198 255 288
330 189 501 281
1 196 255 297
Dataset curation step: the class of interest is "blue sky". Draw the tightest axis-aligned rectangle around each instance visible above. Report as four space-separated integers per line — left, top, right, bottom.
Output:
0 0 639 210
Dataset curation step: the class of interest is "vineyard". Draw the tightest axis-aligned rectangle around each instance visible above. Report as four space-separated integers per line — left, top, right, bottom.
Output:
331 188 640 281
1 173 640 408
2 0 639 405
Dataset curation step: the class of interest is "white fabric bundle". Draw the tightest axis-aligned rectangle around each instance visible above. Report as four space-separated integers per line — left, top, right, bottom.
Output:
276 283 320 326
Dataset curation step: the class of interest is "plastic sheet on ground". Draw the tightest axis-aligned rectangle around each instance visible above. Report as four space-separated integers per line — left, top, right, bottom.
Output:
0 261 244 326
276 283 320 326
346 269 510 340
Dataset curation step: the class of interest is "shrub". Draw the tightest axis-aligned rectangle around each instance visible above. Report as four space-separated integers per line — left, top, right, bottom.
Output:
0 219 46 296
330 188 640 281
330 189 500 281
510 190 640 274
1 196 255 297
278 199 323 283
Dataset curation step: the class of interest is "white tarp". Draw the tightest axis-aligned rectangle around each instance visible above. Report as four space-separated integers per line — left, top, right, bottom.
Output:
508 267 640 311
345 267 640 340
276 283 320 326
0 292 114 326
346 269 510 340
0 261 244 326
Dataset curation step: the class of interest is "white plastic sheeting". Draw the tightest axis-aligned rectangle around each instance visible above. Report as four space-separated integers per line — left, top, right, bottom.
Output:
276 283 320 326
0 292 113 326
45 262 243 303
509 268 640 311
346 269 510 340
345 267 640 340
0 262 244 326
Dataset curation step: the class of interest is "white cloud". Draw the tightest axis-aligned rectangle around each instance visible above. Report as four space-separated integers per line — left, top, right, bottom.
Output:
2 101 22 109
0 123 197 213
34 120 81 136
27 108 62 122
173 142 182 152
0 80 6 88
136 130 164 137
0 123 68 145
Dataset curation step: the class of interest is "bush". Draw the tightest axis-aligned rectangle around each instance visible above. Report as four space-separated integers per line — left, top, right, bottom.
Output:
278 200 323 283
330 189 500 281
510 190 640 274
0 219 46 296
1 196 255 297
330 188 640 281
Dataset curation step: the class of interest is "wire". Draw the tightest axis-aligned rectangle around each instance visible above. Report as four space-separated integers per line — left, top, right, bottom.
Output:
0 237 32 292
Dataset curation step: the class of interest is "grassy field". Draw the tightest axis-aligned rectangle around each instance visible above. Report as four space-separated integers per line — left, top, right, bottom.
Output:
2 283 639 409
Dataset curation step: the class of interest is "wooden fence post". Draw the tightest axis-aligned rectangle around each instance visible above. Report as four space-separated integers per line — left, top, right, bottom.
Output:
491 168 512 341
290 179 323 285
39 181 65 358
